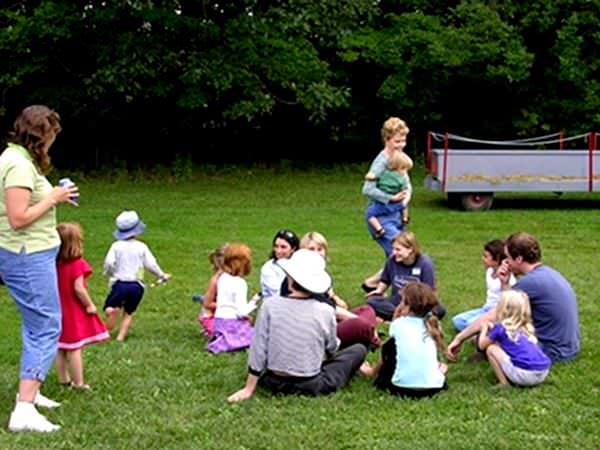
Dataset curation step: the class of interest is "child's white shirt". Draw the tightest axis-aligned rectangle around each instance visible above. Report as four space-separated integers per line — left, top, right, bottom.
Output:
215 272 251 319
103 239 165 287
483 267 516 310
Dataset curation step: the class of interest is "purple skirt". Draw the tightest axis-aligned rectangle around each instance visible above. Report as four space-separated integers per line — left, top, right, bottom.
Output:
207 317 253 353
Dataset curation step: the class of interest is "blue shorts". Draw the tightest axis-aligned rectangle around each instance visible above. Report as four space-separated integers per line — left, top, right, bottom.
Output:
104 281 144 315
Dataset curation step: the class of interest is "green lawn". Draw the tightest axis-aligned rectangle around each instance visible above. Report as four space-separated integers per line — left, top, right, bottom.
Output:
0 164 598 449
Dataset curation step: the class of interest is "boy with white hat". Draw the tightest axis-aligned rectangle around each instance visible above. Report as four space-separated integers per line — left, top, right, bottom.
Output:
228 249 367 402
102 211 170 341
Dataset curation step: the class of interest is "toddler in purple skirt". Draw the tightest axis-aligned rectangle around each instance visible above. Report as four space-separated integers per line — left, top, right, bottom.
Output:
207 243 257 353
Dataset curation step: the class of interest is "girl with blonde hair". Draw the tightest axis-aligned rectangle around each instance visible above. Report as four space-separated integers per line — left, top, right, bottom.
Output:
478 290 551 387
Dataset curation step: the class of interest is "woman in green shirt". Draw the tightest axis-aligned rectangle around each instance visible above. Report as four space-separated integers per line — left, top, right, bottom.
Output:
0 105 77 433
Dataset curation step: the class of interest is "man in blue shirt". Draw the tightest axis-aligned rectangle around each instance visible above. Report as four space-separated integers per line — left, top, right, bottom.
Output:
447 232 580 364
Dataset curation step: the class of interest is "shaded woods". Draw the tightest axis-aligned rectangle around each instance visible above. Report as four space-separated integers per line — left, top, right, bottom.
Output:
2 1 600 167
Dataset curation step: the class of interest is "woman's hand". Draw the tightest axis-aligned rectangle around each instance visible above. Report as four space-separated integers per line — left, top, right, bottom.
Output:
51 185 78 205
390 191 408 203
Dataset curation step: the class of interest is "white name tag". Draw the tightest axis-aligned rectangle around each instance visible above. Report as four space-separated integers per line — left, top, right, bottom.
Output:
412 268 421 276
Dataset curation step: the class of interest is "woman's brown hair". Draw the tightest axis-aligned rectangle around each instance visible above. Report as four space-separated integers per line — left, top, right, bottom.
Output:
10 105 61 174
57 222 84 262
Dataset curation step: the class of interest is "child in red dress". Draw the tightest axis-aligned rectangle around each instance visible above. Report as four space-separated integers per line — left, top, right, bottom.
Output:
55 223 110 390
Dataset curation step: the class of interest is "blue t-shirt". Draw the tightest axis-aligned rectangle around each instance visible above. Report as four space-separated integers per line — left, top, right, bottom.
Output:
489 323 551 371
380 254 436 305
514 265 580 362
390 316 445 388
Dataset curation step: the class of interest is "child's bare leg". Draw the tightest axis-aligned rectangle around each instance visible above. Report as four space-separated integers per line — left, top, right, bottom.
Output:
486 344 509 385
55 350 70 384
402 206 410 223
368 216 384 234
68 349 86 387
105 307 120 330
116 312 134 342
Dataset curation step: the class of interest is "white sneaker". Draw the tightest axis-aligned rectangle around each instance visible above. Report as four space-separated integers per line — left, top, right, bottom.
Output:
15 391 61 409
34 391 61 408
8 402 60 432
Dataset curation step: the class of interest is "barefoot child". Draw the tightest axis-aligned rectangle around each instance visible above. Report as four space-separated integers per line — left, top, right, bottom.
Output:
196 244 228 336
365 151 413 237
103 210 170 341
207 243 257 353
56 223 110 389
361 282 447 398
452 239 516 331
478 290 551 387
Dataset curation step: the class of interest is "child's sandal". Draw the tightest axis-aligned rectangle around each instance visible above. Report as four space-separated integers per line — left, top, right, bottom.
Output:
374 228 385 238
70 383 91 391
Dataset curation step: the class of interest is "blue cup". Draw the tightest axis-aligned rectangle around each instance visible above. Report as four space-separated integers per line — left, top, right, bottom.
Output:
58 178 79 205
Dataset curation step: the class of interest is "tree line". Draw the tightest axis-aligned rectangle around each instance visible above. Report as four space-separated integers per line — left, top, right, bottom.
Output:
2 0 599 167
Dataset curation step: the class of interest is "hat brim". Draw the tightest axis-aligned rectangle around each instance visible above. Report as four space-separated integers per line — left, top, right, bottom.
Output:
113 221 146 240
277 258 331 295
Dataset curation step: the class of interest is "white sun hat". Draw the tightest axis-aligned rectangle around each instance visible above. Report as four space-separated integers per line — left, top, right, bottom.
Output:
277 248 331 294
113 210 146 240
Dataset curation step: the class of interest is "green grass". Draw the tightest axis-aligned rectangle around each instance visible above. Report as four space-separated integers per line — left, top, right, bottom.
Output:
0 164 599 449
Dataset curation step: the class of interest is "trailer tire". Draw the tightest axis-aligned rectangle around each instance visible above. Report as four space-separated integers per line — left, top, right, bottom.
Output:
460 193 494 211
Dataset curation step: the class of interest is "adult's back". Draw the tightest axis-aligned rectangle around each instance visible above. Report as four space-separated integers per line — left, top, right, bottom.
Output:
515 265 579 362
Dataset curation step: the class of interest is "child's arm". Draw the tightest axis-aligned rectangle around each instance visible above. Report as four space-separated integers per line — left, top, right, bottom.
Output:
103 245 116 276
477 321 494 350
142 246 170 281
203 273 219 313
73 276 97 314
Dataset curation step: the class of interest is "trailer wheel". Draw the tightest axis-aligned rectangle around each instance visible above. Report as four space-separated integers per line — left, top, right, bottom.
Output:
460 193 494 211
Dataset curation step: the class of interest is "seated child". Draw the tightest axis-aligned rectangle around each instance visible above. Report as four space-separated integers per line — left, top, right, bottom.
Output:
196 244 228 337
103 210 170 341
361 282 448 399
452 239 516 331
207 243 257 353
478 290 551 387
365 151 413 237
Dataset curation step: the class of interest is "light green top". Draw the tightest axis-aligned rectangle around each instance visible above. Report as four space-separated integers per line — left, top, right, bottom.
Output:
0 143 59 253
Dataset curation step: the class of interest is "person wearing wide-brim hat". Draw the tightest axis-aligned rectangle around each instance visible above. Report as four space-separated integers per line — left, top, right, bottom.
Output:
228 249 367 402
102 210 170 341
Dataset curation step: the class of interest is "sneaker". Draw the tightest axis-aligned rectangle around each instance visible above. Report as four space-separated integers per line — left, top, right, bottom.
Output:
16 391 61 409
192 294 204 304
34 391 61 408
8 402 60 432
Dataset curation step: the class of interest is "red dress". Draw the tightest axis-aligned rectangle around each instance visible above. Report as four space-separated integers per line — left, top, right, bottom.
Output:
57 258 110 351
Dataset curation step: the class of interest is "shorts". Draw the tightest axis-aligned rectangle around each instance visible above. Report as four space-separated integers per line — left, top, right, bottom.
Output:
501 356 549 386
104 280 144 315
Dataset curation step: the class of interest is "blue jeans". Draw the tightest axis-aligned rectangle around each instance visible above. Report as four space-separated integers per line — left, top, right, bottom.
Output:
0 246 61 381
365 201 404 257
451 307 489 331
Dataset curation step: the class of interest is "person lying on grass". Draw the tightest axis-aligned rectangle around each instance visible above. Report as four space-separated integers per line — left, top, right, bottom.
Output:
227 249 367 402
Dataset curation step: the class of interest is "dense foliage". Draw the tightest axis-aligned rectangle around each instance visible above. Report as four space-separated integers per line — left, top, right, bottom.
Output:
2 1 600 166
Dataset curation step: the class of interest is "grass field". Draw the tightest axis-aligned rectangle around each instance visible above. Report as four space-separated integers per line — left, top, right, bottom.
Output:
0 164 598 449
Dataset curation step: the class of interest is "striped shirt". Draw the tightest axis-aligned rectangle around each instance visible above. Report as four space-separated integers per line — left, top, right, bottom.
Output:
248 296 338 377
